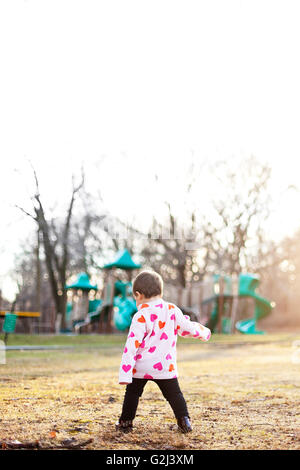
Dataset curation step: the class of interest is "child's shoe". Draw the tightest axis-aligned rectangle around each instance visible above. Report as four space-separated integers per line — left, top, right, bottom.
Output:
177 416 192 433
115 419 133 433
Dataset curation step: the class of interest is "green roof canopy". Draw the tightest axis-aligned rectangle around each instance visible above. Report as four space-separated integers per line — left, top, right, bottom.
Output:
102 249 141 270
65 272 98 291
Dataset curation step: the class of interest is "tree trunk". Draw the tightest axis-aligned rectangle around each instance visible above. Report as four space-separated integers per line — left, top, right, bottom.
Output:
36 227 41 334
58 291 67 330
178 264 186 289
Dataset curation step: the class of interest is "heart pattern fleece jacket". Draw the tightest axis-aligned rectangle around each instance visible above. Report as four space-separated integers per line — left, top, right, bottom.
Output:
119 298 211 384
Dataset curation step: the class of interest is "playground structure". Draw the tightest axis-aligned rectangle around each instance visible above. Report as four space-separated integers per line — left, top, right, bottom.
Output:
202 273 274 334
65 272 99 332
66 250 141 334
65 250 274 335
164 273 274 334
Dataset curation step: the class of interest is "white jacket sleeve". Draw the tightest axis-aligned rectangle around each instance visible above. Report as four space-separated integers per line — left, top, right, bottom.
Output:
175 307 211 341
119 312 147 384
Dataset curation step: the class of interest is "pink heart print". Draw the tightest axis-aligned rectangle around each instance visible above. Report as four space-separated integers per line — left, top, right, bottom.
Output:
134 354 142 360
122 364 131 373
193 331 200 338
166 353 172 360
144 374 153 379
140 341 145 348
170 314 175 320
160 332 168 340
150 314 158 322
174 330 178 336
155 303 163 308
129 332 135 337
149 346 156 353
124 347 128 353
153 362 163 371
150 330 155 337
181 331 190 336
171 341 175 347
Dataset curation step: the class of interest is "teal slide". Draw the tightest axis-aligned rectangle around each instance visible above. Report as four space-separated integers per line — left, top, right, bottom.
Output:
113 280 137 330
235 274 273 334
113 295 137 330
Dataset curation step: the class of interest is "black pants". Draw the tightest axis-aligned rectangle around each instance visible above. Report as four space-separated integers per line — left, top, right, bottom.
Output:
120 378 189 421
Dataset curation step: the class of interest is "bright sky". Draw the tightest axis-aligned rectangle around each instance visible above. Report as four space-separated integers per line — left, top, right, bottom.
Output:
1 0 300 300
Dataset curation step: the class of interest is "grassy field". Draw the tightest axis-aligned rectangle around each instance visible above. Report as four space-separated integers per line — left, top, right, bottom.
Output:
1 333 300 450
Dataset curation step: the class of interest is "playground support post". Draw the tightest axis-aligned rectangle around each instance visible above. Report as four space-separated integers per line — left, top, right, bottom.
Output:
99 269 115 333
187 283 192 308
177 286 183 309
230 273 239 334
217 276 225 333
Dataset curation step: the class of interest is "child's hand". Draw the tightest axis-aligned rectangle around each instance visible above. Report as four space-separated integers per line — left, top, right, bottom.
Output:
119 382 130 385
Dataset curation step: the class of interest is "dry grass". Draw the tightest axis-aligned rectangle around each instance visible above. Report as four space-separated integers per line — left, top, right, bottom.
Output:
1 333 300 450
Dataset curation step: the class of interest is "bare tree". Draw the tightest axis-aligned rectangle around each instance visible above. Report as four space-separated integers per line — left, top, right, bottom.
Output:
207 156 272 274
131 156 273 287
125 162 212 288
16 168 84 329
140 205 206 288
12 234 55 331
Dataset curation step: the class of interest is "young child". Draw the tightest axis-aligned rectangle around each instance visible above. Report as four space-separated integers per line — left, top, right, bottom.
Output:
116 270 211 433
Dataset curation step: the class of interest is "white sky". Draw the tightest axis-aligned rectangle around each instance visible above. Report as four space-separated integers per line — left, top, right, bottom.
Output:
1 0 300 300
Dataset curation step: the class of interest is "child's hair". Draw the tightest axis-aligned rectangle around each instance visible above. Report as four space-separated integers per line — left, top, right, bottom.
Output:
132 270 163 299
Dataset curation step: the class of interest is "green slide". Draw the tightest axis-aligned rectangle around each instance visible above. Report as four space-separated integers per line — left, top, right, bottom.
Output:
113 281 137 331
206 273 273 334
235 273 273 334
113 295 137 330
